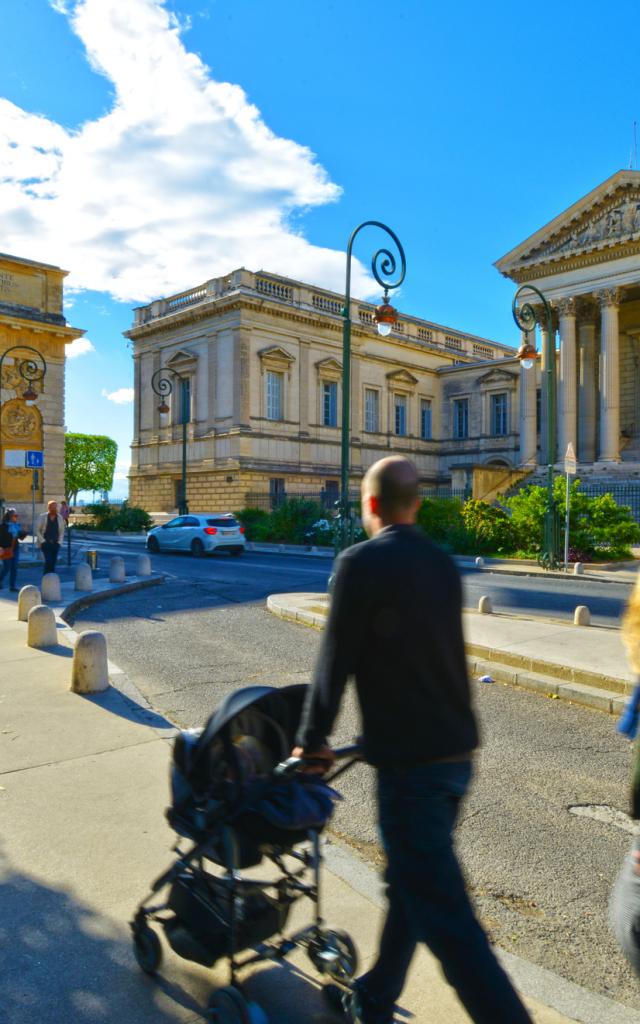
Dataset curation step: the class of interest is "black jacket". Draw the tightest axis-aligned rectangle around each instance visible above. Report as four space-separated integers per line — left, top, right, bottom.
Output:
296 524 479 767
0 523 25 550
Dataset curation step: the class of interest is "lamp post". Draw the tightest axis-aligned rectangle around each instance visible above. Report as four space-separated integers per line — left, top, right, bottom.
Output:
151 367 189 515
338 221 407 551
512 284 558 568
0 345 47 518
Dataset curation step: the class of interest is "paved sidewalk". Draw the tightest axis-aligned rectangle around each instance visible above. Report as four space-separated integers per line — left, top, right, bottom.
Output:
1 591 623 1023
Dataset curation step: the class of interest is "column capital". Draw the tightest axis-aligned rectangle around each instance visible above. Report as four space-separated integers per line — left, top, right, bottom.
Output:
557 296 577 319
596 287 622 309
532 304 557 332
575 297 598 325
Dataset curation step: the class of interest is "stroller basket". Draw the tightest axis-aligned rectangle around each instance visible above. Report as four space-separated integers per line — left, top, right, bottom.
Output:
166 871 292 968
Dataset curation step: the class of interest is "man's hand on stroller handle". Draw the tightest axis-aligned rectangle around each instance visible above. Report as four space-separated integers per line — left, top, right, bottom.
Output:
275 742 363 777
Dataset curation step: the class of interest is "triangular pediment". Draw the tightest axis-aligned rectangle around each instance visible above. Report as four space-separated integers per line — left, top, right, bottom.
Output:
315 357 342 373
495 170 640 279
477 368 517 385
387 368 418 386
257 344 295 365
166 348 197 366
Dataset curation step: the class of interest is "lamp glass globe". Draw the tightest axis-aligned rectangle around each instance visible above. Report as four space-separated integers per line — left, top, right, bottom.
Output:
377 321 392 337
521 357 534 370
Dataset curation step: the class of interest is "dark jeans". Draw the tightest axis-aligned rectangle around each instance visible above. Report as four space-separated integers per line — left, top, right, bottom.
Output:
41 541 60 575
0 543 18 588
355 762 532 1024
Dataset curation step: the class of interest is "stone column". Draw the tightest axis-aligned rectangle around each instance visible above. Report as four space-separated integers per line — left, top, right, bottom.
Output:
576 299 597 463
537 310 552 462
597 288 621 462
232 327 251 427
557 297 577 459
519 330 537 466
298 339 310 434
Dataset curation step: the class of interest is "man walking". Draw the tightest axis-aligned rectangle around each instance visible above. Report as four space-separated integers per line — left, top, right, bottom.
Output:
37 500 66 575
295 456 532 1024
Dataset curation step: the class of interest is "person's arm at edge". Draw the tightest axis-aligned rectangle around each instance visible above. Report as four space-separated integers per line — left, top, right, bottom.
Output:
295 551 363 756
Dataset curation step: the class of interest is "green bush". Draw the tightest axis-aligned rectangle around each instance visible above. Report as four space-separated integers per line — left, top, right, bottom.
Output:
235 507 271 541
460 499 516 554
74 501 152 533
266 498 326 544
505 479 640 560
417 498 473 553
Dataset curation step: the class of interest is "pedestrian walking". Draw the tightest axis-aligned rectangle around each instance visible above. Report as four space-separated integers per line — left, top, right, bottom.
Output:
36 500 66 575
294 455 532 1024
59 499 70 525
610 576 640 975
0 508 27 592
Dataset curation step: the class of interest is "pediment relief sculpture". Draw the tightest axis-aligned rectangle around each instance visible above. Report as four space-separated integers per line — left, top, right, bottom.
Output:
0 398 42 441
522 191 640 265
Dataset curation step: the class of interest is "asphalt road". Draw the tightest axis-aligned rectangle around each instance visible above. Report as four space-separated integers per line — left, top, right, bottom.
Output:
70 545 640 1012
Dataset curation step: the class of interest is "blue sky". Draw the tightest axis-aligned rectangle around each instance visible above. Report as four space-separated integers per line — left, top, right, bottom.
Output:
1 0 639 496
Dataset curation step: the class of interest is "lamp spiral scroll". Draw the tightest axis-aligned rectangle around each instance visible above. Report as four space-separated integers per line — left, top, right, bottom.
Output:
149 365 189 514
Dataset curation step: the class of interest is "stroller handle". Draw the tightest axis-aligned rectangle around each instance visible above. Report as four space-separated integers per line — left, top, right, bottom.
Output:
274 742 363 778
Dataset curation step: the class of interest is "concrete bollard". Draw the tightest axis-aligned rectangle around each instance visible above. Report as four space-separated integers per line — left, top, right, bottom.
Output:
71 630 109 694
27 605 58 648
74 563 93 592
573 562 584 575
478 595 493 614
41 573 62 603
574 605 591 626
475 556 485 568
136 553 152 577
18 585 41 622
109 556 125 583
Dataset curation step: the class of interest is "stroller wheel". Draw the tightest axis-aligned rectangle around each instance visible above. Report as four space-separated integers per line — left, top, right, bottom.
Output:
307 928 359 981
132 923 162 975
207 986 251 1023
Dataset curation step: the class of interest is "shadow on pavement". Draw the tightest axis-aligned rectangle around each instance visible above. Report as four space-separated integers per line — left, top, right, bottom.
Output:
84 687 176 732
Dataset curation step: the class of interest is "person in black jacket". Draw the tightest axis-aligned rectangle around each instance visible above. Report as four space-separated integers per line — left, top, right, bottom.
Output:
0 508 27 592
294 456 532 1024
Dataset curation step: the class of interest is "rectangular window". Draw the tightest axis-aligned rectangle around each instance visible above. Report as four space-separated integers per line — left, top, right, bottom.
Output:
453 398 468 439
266 371 283 421
322 381 338 427
269 477 286 509
490 392 508 436
420 398 432 440
394 394 407 437
364 388 379 433
173 378 191 425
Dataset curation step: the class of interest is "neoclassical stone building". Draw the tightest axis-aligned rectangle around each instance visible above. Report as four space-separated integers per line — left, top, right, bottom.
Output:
496 169 640 474
126 269 516 511
0 253 84 520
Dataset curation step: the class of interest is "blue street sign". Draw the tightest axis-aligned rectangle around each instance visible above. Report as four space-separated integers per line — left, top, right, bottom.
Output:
25 450 44 469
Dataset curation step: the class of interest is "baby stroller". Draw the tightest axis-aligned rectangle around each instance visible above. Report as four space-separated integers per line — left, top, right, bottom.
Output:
131 684 361 1023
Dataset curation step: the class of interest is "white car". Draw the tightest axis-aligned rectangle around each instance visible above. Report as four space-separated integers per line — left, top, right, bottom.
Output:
146 513 246 557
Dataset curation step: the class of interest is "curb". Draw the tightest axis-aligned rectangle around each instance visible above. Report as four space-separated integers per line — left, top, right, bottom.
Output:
266 595 631 717
61 573 165 624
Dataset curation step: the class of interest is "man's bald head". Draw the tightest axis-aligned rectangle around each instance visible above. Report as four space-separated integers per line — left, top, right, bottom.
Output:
361 457 419 534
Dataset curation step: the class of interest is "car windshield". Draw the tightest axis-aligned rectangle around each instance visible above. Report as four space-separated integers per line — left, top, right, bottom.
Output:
206 518 239 527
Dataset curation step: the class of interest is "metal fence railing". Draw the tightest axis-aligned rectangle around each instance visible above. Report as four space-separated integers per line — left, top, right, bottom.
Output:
242 488 469 513
572 483 640 523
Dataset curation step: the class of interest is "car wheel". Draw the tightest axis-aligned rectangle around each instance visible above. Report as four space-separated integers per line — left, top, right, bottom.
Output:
191 538 205 558
147 536 160 553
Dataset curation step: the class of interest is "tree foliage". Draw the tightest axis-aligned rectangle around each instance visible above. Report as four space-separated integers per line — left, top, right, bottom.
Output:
64 433 118 503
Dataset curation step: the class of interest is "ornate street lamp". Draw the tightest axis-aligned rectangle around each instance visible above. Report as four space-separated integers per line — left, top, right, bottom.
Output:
512 284 558 568
151 367 190 515
339 221 407 551
0 345 47 515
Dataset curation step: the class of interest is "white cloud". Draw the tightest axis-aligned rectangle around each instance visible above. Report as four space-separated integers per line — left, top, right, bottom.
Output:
113 458 130 481
0 0 373 303
66 336 95 358
102 386 134 404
